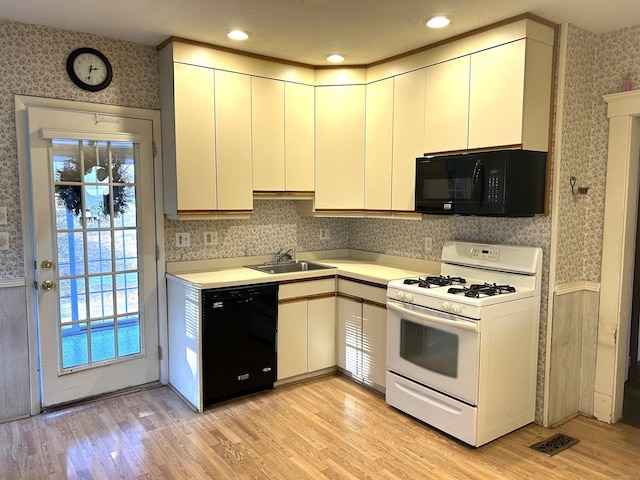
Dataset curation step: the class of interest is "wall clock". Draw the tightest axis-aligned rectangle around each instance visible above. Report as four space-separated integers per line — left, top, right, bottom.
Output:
66 47 113 92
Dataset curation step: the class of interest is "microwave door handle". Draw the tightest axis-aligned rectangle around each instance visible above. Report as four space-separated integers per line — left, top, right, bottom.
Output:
472 159 484 206
387 301 479 332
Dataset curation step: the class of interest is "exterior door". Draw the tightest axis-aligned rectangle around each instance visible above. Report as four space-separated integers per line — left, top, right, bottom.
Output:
26 106 159 407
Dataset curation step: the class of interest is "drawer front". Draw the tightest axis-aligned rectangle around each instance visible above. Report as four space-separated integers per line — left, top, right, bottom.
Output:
279 277 336 300
337 278 386 304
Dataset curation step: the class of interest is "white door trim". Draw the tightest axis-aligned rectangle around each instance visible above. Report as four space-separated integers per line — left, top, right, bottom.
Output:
15 95 167 415
597 90 640 422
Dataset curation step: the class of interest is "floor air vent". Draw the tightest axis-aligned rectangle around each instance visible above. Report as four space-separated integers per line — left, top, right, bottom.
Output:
529 433 579 456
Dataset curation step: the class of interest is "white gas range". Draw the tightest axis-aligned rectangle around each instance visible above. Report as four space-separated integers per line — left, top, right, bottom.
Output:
385 240 542 447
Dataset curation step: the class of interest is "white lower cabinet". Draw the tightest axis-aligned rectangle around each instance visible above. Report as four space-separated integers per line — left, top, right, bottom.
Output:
277 279 336 381
278 301 308 379
337 279 387 392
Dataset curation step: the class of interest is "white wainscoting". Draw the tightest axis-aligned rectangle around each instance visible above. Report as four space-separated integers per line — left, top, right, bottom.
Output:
0 278 30 423
547 281 600 426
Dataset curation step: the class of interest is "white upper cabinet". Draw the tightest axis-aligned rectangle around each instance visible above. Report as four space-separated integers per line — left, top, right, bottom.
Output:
364 78 393 211
162 62 217 213
252 76 285 191
469 39 553 151
424 56 471 154
252 79 315 193
160 62 253 217
214 70 253 211
315 84 366 211
392 69 426 212
469 40 526 149
284 82 315 192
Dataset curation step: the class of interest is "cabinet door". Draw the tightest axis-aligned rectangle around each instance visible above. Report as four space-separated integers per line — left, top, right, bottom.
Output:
365 78 393 211
315 85 366 210
172 62 217 211
307 296 336 372
277 301 308 380
337 296 363 378
214 70 253 211
392 69 426 212
469 40 526 149
362 303 387 389
424 56 470 154
252 77 285 191
285 82 315 192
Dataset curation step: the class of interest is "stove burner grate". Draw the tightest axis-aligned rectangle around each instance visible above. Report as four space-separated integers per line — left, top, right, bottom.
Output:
447 283 516 298
403 275 466 288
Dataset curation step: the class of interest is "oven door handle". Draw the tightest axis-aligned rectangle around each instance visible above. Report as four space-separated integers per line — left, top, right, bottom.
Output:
387 300 479 332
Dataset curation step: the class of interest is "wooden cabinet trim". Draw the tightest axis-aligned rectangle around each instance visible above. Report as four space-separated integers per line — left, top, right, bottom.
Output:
278 275 336 286
363 298 387 309
279 292 335 305
336 275 387 289
336 291 386 309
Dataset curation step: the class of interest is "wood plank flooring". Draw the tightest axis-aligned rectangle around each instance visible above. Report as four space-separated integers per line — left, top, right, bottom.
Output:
1 374 639 479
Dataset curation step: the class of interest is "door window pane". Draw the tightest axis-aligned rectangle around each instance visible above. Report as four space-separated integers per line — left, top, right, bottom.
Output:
52 138 142 372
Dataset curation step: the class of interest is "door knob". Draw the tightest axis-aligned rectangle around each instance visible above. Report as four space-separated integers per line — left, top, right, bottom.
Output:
41 280 54 291
41 260 54 270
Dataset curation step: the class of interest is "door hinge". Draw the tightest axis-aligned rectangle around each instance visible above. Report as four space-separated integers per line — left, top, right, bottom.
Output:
153 141 157 158
158 346 162 360
156 245 160 261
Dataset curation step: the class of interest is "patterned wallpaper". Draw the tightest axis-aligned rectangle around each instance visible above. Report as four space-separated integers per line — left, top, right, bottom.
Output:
0 19 159 279
555 25 597 285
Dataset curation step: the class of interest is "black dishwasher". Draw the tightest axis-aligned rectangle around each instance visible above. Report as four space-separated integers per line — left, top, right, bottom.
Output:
202 282 278 405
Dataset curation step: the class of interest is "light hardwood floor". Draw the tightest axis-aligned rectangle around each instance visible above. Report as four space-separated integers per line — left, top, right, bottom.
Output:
1 374 639 479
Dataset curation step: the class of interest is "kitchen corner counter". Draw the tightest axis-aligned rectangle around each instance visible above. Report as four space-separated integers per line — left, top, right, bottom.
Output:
166 249 440 289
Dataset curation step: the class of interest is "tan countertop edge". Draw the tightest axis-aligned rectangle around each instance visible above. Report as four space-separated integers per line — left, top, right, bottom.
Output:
166 249 441 289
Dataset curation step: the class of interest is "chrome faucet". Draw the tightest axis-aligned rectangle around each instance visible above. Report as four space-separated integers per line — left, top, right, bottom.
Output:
274 246 297 263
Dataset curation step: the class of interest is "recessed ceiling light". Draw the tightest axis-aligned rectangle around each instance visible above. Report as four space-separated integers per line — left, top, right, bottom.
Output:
325 54 345 63
227 30 249 41
425 15 453 28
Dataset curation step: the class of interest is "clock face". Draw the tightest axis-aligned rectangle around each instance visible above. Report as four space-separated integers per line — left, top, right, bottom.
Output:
66 48 113 92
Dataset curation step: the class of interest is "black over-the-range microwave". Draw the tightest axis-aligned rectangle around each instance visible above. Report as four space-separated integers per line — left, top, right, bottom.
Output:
415 149 547 216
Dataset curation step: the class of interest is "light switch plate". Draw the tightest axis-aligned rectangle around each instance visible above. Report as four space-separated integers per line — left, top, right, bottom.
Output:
0 232 8 251
0 207 7 225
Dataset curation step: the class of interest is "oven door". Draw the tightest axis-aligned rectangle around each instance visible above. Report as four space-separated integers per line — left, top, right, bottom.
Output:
386 299 480 405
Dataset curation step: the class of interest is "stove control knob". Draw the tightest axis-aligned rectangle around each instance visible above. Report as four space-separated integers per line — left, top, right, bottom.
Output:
442 301 451 311
405 293 414 303
397 291 405 300
452 304 461 314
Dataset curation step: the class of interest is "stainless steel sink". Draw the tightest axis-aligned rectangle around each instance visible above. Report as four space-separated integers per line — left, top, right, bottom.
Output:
245 261 335 274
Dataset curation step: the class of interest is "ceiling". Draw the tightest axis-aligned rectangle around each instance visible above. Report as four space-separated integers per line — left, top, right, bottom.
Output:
0 0 638 65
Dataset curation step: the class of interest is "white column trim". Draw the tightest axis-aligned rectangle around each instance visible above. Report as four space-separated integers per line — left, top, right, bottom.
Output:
597 90 640 423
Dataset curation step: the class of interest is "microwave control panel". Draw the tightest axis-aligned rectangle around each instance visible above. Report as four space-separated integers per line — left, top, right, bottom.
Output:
487 170 502 203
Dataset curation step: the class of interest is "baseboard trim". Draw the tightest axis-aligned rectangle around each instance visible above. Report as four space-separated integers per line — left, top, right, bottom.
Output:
0 278 26 289
554 280 600 296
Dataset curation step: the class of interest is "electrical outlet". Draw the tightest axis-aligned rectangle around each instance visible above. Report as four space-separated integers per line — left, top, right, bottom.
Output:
204 231 218 246
425 237 433 252
0 232 8 251
320 228 330 240
175 232 190 248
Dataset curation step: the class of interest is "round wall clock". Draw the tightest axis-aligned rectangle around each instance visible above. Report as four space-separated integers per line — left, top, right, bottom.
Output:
66 47 113 92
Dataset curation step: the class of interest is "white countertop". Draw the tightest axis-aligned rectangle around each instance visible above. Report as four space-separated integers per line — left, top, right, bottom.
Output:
166 250 439 289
